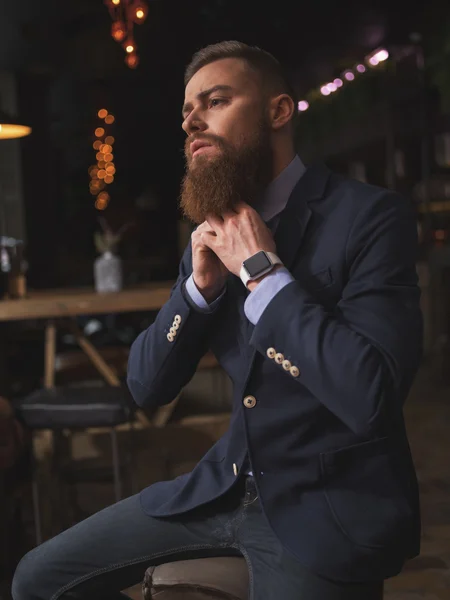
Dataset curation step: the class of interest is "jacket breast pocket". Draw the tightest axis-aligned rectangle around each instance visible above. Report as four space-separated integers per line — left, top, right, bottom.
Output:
320 438 413 549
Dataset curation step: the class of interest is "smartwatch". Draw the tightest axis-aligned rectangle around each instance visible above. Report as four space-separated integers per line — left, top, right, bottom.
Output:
239 250 283 288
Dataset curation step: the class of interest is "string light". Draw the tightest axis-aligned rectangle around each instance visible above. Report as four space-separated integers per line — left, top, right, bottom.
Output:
368 49 389 66
133 2 148 23
90 108 117 211
104 0 148 68
297 47 390 112
111 21 126 42
125 52 139 69
95 197 109 211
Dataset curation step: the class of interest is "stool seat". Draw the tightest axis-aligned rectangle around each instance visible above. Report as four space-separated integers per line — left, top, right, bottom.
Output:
14 385 134 429
143 557 249 599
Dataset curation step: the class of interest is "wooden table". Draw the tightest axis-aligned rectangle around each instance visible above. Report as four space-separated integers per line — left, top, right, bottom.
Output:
0 282 174 321
0 282 174 407
0 280 222 432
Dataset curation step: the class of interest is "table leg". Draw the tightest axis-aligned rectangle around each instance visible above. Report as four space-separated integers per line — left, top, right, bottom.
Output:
35 320 57 542
70 322 121 387
69 320 150 427
44 320 56 389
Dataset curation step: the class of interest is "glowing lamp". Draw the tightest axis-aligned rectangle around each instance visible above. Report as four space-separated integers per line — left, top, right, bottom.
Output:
0 109 32 139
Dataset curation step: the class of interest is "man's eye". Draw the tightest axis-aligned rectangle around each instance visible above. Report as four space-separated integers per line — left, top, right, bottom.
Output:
209 98 226 108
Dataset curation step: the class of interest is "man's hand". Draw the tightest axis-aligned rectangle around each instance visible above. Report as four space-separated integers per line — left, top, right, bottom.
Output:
191 221 228 303
203 202 276 278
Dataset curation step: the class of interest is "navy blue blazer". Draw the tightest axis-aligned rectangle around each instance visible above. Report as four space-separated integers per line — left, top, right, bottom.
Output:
128 164 423 582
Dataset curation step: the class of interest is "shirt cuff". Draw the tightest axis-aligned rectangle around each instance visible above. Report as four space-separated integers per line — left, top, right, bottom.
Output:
244 267 295 325
185 273 226 312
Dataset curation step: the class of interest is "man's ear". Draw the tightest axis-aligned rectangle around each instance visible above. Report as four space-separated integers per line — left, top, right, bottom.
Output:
268 94 295 130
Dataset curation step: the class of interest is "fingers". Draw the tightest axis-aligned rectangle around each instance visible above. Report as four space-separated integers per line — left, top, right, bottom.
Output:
233 201 253 215
199 229 217 248
191 223 216 249
196 221 214 232
205 214 222 231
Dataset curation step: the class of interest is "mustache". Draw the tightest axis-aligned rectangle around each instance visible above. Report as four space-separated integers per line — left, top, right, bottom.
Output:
184 133 226 156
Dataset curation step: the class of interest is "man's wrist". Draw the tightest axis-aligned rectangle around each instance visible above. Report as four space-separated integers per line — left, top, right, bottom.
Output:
246 264 283 292
194 278 226 304
202 288 225 303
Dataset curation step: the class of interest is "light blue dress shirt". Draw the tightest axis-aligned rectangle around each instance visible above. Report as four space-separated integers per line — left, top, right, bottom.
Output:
185 155 306 324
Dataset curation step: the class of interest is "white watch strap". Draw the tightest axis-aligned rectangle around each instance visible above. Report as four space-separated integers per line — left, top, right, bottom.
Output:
239 252 283 288
266 252 282 266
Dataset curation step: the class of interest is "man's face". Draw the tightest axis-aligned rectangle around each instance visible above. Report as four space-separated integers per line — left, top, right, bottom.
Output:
180 58 273 224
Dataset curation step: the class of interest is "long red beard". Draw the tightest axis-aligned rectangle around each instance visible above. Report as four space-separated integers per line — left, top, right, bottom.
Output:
179 123 273 224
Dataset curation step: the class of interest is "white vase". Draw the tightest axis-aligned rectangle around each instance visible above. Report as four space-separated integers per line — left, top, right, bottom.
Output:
94 251 123 293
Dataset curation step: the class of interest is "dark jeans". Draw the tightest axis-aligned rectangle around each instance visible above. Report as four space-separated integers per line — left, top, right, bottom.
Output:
12 477 383 600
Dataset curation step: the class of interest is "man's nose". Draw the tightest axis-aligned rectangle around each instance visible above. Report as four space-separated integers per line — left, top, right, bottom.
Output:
182 112 207 135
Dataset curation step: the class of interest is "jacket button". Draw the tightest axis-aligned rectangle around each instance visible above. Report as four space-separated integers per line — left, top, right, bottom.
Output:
266 347 276 359
174 315 182 324
167 333 174 342
169 327 177 336
243 395 257 408
172 321 179 330
290 366 300 377
233 463 238 476
282 359 292 371
274 353 284 364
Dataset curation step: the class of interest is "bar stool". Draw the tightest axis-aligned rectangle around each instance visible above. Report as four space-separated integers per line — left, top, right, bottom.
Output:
142 557 385 599
13 384 135 544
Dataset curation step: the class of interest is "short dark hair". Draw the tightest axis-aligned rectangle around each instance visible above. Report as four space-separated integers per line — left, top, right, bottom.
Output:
184 40 298 115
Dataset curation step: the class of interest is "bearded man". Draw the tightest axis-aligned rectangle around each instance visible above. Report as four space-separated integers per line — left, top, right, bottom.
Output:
13 41 422 600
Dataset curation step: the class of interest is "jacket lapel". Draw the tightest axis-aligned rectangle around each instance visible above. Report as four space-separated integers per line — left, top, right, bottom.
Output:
273 163 330 271
241 163 331 360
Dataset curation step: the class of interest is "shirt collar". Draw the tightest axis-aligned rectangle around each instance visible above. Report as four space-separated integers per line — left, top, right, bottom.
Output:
256 154 306 223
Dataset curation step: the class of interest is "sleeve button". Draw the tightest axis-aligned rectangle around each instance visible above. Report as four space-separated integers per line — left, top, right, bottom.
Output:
274 353 284 364
290 366 300 377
